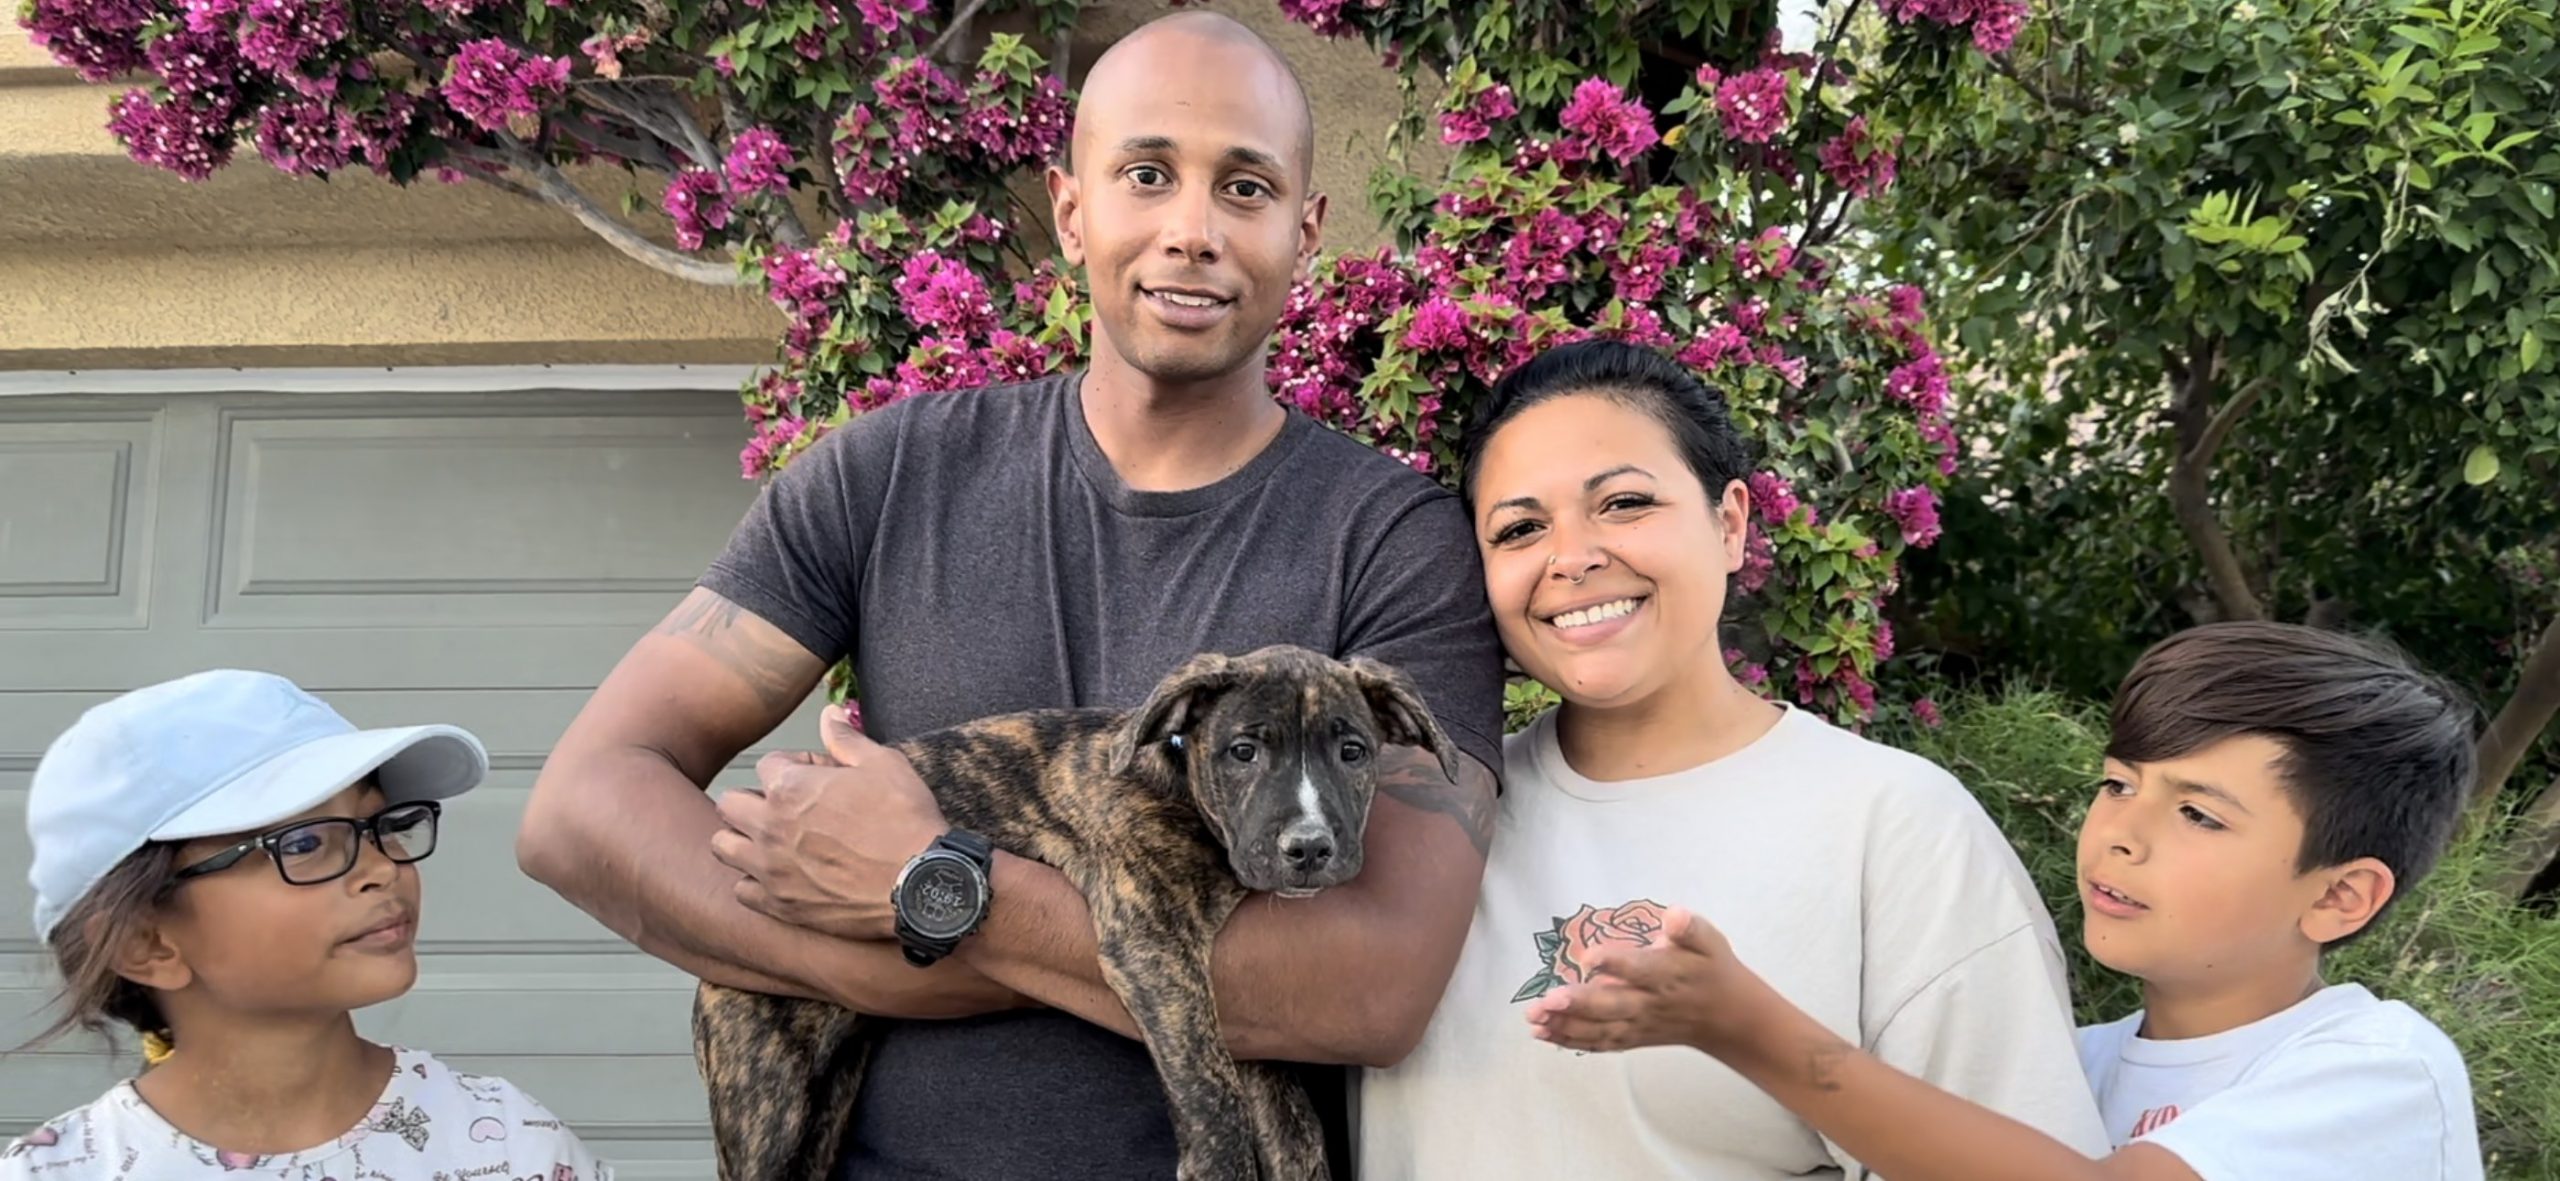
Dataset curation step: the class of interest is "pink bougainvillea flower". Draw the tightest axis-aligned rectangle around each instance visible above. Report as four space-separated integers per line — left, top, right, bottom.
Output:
1558 77 1660 163
1714 67 1790 144
1817 115 1899 198
661 169 733 251
725 127 794 196
440 38 570 132
1886 486 1943 548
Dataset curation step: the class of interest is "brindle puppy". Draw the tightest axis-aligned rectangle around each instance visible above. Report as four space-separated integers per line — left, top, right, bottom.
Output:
692 644 1459 1181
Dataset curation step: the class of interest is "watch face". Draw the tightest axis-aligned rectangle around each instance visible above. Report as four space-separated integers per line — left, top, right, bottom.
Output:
899 853 984 940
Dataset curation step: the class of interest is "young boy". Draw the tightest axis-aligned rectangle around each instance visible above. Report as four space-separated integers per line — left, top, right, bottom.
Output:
1522 621 2485 1181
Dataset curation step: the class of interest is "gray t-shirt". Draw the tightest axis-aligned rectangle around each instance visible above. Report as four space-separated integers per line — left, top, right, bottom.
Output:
697 370 1506 1180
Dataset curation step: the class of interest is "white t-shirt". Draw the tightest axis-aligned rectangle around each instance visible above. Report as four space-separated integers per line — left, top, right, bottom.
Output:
2077 982 2482 1180
0 1046 613 1180
1358 704 2111 1179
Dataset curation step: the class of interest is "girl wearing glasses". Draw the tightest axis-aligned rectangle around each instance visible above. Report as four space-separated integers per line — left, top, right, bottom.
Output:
5 669 611 1179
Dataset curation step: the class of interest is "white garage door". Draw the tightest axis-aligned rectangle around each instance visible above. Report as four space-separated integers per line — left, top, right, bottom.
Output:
0 369 823 1178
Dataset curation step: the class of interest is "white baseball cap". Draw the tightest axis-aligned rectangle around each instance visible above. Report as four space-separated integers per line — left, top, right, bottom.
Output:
26 669 489 942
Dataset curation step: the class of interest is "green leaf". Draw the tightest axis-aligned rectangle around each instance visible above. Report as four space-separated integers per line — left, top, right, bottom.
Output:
2463 444 2501 485
2332 109 2375 127
2525 182 2556 219
2524 331 2544 374
2464 112 2496 145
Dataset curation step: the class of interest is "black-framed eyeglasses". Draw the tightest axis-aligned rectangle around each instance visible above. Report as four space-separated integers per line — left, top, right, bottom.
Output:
171 800 442 887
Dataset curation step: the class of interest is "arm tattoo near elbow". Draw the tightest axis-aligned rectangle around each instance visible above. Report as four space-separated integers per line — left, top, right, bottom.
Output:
652 591 812 713
1376 753 1497 856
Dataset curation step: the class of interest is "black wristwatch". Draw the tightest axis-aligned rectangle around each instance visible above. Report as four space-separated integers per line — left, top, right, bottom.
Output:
892 828 995 967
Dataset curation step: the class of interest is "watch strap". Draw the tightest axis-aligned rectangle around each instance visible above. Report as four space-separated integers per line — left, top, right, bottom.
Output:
896 828 994 967
937 826 994 868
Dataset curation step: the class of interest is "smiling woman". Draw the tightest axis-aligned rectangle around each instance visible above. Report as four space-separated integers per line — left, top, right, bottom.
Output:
1356 338 2114 1179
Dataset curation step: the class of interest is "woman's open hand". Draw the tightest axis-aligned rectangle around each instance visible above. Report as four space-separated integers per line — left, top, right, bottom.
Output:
1522 905 1763 1055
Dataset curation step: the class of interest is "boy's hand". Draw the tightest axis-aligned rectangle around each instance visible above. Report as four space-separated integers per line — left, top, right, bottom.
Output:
1523 906 1765 1056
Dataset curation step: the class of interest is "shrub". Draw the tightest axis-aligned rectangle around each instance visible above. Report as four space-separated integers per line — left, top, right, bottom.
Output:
1902 688 2560 1178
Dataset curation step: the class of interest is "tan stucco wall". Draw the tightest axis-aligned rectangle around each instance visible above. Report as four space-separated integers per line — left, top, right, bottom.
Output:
0 1 1427 371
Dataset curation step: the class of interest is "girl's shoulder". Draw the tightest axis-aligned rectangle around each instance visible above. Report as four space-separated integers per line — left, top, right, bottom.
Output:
385 1049 614 1179
1 1082 144 1179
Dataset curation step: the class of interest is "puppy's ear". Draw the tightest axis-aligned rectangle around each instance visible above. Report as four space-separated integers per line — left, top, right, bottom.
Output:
1110 652 1238 776
1346 656 1460 782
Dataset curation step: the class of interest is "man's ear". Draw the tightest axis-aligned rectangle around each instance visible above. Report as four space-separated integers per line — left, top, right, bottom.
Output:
1294 189 1329 284
2300 856 2397 946
1111 653 1237 775
1046 164 1085 267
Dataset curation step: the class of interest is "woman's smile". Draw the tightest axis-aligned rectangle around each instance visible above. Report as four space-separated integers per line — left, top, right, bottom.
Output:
1539 594 1650 646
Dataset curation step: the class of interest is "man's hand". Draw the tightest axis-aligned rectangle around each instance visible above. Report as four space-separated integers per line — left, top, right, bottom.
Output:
1523 906 1766 1056
710 704 951 941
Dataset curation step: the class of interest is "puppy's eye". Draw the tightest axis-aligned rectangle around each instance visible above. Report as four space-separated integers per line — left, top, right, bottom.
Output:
1226 740 1259 763
1339 741 1368 764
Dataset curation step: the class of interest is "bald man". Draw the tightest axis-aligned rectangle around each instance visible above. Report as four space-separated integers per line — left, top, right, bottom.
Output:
517 12 1506 1178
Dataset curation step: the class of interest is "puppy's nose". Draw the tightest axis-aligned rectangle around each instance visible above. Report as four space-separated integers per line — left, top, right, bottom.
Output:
1279 825 1335 872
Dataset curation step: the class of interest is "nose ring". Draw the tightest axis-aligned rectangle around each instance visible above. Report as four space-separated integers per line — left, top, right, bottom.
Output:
1550 554 1591 584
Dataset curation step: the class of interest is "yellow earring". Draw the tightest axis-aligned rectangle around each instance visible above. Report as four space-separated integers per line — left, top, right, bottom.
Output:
139 1029 174 1066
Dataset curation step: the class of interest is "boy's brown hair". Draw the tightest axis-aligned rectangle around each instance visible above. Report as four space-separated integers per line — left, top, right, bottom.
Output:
2107 620 2478 944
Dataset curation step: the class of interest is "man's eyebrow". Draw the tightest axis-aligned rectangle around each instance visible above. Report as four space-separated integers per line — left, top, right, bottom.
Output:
1221 145 1286 176
2164 773 2254 816
1108 137 1289 180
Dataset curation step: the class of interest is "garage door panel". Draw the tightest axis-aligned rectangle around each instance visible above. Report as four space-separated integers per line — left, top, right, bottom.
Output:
0 382 806 1174
0 625 795 693
0 951 698 1054
0 406 159 630
210 398 760 630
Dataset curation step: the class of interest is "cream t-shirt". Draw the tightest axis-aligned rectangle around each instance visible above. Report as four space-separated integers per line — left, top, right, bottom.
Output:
1358 704 2111 1179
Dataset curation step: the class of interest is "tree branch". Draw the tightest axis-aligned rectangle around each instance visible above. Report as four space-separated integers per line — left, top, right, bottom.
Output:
2185 374 2272 468
653 90 724 176
2166 339 2268 622
1986 53 2098 116
553 114 677 172
2473 614 2560 817
1792 0 1866 236
928 0 993 61
808 107 848 220
457 144 749 287
2488 768 2560 900
575 85 696 162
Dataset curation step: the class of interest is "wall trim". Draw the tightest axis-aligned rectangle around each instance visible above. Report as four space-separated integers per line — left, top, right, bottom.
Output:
0 364 758 398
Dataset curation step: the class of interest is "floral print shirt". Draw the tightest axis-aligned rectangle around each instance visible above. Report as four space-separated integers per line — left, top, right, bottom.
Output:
0 1047 611 1180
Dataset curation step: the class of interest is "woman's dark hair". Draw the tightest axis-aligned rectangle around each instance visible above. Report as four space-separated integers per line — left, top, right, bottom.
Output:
12 843 180 1057
1458 338 1755 505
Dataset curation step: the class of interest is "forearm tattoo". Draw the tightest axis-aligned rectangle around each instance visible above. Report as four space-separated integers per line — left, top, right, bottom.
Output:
652 590 814 714
1376 746 1498 856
